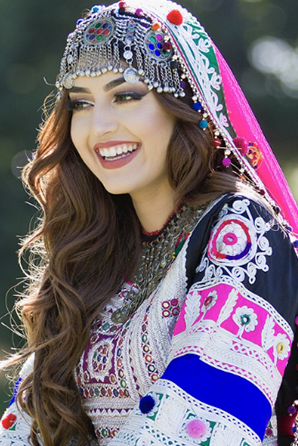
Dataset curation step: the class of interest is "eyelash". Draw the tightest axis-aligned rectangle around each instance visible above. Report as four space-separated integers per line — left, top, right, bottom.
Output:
113 92 145 104
66 99 92 111
66 92 145 111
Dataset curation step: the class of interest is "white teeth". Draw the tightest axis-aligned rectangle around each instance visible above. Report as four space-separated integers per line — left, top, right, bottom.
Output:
97 144 139 158
110 147 117 157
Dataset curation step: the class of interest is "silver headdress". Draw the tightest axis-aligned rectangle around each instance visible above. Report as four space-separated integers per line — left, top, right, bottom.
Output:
56 2 186 98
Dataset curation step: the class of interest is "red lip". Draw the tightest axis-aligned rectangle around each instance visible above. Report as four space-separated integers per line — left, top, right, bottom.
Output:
94 142 141 170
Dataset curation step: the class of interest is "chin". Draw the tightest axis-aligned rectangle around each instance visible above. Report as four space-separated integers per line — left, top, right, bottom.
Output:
100 182 135 196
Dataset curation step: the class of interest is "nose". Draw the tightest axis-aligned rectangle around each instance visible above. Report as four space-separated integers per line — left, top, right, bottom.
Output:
90 103 119 139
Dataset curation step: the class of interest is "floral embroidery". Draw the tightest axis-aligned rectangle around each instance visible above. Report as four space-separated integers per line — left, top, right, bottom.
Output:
203 290 217 310
262 315 292 365
273 333 290 362
233 306 258 335
197 199 273 284
1 414 17 430
184 290 202 329
0 400 33 445
72 233 190 444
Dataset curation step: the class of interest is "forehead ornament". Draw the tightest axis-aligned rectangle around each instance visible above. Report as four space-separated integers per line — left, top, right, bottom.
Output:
56 2 185 99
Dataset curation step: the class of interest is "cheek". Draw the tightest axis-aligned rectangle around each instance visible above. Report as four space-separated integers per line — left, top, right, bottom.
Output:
152 114 175 152
70 116 85 153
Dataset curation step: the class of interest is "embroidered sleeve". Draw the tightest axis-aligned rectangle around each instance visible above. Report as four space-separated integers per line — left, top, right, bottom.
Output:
0 355 36 446
108 197 298 446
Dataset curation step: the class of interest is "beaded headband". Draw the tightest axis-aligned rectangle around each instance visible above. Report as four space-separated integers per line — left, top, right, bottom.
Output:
56 3 185 97
56 0 298 240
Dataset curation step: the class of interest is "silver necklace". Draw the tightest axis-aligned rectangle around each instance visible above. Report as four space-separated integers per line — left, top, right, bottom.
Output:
111 204 205 324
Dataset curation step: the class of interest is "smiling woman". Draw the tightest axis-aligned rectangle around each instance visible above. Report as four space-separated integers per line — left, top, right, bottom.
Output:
1 1 298 446
69 74 175 213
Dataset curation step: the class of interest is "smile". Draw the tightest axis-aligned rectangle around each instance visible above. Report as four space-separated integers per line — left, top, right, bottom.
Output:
94 142 141 170
96 143 140 161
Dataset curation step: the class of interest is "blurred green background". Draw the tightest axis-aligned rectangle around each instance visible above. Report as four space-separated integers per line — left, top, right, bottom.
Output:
1 0 298 413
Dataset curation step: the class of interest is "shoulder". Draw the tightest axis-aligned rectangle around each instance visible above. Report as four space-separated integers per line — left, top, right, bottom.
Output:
187 192 298 330
189 191 294 265
186 192 278 285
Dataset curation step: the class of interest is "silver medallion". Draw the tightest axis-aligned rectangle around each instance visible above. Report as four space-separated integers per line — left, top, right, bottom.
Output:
124 67 140 83
63 73 75 89
123 50 133 61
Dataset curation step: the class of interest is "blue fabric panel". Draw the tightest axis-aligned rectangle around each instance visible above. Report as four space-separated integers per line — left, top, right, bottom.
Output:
161 354 271 439
9 377 22 407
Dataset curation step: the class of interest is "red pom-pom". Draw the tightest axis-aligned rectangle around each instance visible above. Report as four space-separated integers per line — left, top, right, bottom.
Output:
167 10 183 25
119 1 126 8
2 414 17 429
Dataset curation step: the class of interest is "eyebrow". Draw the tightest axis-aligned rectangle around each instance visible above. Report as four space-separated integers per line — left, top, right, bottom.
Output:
68 86 91 94
68 77 126 94
103 77 126 91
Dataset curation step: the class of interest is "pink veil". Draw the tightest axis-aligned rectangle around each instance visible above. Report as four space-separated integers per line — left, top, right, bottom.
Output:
214 46 298 236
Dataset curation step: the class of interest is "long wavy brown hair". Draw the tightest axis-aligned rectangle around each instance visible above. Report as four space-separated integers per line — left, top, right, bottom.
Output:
3 83 250 446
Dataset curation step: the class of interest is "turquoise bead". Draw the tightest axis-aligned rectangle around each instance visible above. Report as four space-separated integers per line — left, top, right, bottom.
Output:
199 120 208 129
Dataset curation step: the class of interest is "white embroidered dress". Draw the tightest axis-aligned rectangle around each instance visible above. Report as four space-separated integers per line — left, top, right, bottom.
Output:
1 196 297 446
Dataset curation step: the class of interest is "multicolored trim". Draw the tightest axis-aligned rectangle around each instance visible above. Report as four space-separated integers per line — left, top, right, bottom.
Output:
171 280 293 403
108 379 261 445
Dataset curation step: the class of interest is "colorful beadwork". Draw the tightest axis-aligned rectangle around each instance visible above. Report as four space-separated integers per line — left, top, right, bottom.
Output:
152 22 161 31
222 157 232 167
145 30 173 62
84 18 115 46
73 227 190 443
91 6 100 13
118 2 127 9
213 137 222 147
193 102 203 112
199 119 208 129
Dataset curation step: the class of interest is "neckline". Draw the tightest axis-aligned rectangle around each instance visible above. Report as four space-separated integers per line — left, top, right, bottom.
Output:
140 201 183 243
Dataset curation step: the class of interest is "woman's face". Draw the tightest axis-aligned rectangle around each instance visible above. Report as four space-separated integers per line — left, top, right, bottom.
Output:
69 73 176 201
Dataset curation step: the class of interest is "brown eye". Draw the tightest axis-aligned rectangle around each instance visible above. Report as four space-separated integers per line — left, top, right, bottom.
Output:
113 92 144 103
66 99 93 111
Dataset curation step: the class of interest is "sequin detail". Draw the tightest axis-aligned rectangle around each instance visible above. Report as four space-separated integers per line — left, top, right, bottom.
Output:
84 18 115 46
